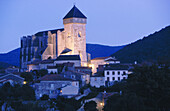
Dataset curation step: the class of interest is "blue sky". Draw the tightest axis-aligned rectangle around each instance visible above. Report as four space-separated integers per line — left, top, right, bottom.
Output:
0 0 170 53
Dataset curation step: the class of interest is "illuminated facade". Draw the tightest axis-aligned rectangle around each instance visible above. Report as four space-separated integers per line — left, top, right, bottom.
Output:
20 5 88 71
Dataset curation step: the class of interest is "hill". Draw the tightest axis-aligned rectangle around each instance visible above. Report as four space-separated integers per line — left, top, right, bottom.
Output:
111 26 170 63
0 48 20 67
86 44 124 59
0 61 13 69
0 44 124 66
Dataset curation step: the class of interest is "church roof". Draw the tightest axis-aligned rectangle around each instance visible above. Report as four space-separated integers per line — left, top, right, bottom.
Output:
63 5 87 19
35 28 64 36
61 48 72 54
56 55 80 61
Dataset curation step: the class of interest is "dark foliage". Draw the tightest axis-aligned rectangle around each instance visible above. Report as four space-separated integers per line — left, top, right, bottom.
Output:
10 101 45 111
20 72 34 83
84 101 98 111
103 65 170 111
40 94 49 100
112 26 170 64
56 96 81 111
0 83 35 101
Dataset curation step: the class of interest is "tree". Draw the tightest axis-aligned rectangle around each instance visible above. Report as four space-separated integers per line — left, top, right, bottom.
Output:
40 94 49 100
84 101 97 111
20 72 33 83
38 69 48 77
56 96 81 111
104 65 170 111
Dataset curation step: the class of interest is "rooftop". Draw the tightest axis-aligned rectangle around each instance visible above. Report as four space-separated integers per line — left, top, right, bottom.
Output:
35 28 64 36
63 5 87 19
56 55 80 61
91 57 109 60
104 64 129 70
40 74 77 81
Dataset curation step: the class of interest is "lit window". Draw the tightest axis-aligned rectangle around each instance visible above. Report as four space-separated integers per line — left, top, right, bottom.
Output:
51 84 54 88
67 32 71 38
78 31 81 37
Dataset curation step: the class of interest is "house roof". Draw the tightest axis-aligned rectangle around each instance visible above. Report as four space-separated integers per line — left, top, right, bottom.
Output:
56 55 80 61
27 61 41 65
91 57 109 60
0 74 24 82
63 5 87 19
35 28 64 36
104 57 119 61
104 64 129 70
40 74 77 81
40 59 54 64
75 67 92 69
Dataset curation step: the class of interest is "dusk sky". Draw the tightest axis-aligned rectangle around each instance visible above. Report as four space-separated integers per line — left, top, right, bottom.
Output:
0 0 170 53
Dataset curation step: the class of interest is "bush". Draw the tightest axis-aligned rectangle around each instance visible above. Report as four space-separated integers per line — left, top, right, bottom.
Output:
40 94 49 100
84 101 97 111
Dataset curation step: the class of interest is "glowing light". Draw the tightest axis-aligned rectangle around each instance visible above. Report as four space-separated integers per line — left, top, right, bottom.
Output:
60 90 62 93
100 102 104 106
23 81 27 84
88 64 93 68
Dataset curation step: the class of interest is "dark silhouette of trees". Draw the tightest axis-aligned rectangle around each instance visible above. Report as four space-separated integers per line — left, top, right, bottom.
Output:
40 94 49 100
0 83 35 101
56 96 81 111
84 101 98 111
20 72 33 83
104 65 170 111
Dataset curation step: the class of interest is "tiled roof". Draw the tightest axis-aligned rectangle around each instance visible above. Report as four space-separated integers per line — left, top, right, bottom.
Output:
0 74 24 82
75 67 92 69
56 55 80 61
104 64 129 70
40 59 54 64
47 66 58 69
35 28 64 36
27 61 41 65
91 57 109 60
40 74 77 81
63 5 87 19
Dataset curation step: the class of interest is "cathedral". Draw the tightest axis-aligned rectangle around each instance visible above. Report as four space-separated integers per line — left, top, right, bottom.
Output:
20 5 88 71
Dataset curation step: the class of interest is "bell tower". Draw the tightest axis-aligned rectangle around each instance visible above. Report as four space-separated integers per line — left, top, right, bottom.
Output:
63 5 87 66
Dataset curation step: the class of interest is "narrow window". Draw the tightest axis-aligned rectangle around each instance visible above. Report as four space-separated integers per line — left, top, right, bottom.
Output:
112 77 115 81
118 77 120 81
107 71 109 75
107 77 109 81
78 31 81 37
118 71 120 75
112 71 115 75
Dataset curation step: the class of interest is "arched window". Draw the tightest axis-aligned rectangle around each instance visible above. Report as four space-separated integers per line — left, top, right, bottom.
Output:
78 31 81 37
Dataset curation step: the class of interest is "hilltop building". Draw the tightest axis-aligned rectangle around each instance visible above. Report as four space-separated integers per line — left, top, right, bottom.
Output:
20 5 88 72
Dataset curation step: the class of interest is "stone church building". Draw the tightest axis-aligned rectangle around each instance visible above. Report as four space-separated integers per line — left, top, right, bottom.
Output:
20 6 88 71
